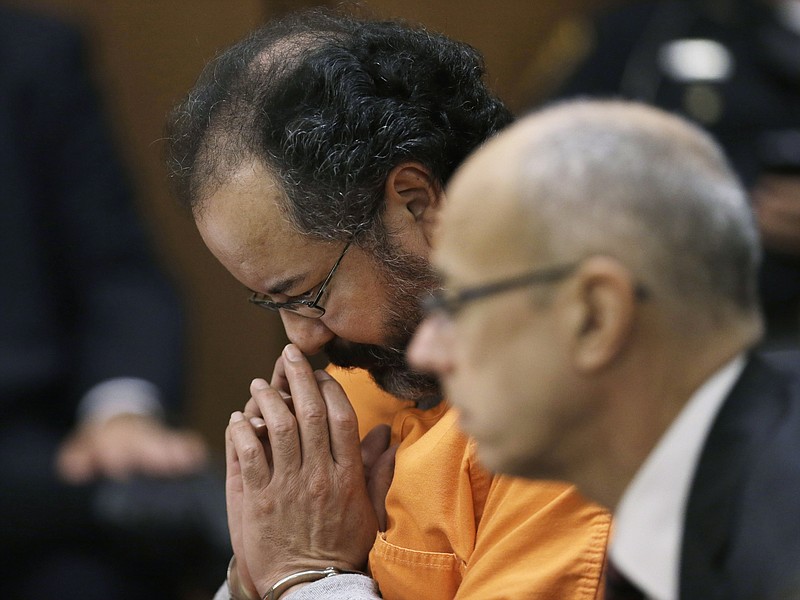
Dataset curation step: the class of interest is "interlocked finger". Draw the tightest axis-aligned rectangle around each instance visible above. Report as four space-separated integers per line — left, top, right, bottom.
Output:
280 345 332 468
314 370 362 470
228 411 271 489
249 377 302 476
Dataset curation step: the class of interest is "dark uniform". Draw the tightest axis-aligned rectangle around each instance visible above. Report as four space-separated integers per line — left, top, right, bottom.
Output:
549 0 800 346
0 8 228 598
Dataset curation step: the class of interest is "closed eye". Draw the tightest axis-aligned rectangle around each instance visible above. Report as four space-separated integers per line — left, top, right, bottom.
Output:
292 283 320 301
248 281 319 305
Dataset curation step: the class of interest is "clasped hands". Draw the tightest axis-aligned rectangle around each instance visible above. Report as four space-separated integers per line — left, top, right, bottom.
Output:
226 344 397 599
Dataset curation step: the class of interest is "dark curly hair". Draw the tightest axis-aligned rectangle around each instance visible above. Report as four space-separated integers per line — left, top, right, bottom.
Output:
166 9 513 241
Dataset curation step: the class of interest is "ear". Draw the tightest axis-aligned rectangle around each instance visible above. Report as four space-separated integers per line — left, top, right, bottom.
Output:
563 256 640 373
383 162 444 244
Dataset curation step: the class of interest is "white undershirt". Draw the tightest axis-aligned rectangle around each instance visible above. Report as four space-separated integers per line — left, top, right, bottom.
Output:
610 354 746 600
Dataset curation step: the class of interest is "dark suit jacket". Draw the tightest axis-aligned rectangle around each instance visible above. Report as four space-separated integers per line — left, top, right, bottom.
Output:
0 7 184 427
681 352 800 599
0 16 234 597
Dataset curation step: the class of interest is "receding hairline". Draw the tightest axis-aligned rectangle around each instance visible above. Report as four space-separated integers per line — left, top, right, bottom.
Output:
190 31 346 218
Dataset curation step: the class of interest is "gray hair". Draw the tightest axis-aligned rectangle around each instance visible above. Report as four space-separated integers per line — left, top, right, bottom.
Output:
166 9 512 242
515 99 762 326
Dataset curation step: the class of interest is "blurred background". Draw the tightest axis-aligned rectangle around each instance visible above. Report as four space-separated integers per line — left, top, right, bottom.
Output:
3 1 797 597
0 0 629 453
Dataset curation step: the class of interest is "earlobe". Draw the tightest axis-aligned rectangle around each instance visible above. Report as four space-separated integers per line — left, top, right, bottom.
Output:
570 257 639 373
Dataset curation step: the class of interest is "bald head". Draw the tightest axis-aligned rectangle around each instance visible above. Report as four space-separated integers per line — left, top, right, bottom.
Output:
441 99 763 334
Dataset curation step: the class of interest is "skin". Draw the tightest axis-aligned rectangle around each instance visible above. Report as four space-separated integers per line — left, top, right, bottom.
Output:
56 414 207 483
225 345 382 597
408 105 762 511
754 174 800 256
197 158 440 357
195 157 442 597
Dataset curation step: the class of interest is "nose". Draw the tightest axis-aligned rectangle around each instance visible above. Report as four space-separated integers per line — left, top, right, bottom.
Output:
407 314 454 377
279 311 336 356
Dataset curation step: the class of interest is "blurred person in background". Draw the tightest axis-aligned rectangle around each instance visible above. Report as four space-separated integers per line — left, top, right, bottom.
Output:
547 0 800 348
0 7 229 599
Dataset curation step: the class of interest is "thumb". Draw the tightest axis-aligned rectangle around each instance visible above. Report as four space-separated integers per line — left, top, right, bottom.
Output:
360 424 391 472
368 444 398 532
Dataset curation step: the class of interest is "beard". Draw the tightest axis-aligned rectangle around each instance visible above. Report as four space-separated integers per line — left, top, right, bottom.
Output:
324 234 443 409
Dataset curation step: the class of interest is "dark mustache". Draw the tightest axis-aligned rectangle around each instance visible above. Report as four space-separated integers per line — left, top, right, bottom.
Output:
324 339 406 370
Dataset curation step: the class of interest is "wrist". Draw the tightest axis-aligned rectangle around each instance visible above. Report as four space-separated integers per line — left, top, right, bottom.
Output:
273 582 312 599
261 566 365 600
227 555 260 600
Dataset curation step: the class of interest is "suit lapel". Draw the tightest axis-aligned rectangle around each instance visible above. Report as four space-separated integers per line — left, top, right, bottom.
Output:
680 355 787 599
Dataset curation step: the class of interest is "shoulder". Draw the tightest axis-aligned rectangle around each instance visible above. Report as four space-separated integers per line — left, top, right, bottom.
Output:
326 365 415 438
0 7 84 82
0 8 80 50
761 349 800 381
689 351 800 596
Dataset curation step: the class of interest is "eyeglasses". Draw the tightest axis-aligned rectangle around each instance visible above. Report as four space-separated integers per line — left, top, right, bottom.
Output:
422 263 581 318
423 261 650 319
248 241 352 319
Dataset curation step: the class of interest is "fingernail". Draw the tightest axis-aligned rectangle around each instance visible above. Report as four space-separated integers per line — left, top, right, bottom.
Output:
284 344 302 362
230 411 244 423
314 369 332 381
251 378 268 390
250 418 267 438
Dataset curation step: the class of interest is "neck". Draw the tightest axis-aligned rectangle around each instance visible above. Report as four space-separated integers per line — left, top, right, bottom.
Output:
569 317 760 511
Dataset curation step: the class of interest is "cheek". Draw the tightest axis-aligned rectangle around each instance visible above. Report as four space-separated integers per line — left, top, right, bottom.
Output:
446 318 527 437
455 314 574 474
454 311 529 397
472 372 570 477
322 260 394 345
323 304 386 345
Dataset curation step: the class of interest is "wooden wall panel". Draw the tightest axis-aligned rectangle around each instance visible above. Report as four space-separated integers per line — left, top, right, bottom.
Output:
340 1 590 112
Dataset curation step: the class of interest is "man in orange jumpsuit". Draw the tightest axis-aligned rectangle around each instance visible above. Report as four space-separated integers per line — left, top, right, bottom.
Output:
167 9 610 600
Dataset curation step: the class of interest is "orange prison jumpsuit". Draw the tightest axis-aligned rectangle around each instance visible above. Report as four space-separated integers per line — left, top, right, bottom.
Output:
329 366 611 600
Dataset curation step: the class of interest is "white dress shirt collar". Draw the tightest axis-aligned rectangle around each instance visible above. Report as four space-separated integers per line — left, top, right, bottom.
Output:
609 354 746 600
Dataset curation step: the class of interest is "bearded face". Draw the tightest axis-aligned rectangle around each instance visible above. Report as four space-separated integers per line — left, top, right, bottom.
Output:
324 237 443 409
